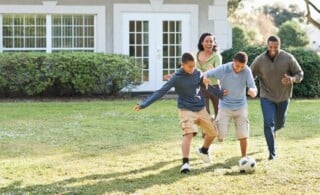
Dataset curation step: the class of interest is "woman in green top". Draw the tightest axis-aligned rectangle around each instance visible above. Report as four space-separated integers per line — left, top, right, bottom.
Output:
196 33 222 117
163 33 222 117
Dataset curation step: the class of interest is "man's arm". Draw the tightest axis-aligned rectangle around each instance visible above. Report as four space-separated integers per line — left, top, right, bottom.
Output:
290 55 304 83
246 68 258 98
250 57 260 79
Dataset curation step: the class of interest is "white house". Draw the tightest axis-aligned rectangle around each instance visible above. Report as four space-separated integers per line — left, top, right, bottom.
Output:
0 0 232 91
305 25 320 53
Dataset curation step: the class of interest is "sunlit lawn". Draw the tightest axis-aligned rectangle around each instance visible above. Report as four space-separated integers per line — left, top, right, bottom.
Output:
0 99 319 194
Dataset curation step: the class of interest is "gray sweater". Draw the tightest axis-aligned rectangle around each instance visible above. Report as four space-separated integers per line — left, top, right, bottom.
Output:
139 69 205 111
250 50 303 102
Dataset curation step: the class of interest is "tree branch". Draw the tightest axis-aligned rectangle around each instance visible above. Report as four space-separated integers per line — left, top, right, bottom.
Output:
305 0 320 29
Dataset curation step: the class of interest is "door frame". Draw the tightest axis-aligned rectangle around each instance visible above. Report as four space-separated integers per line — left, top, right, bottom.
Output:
122 13 190 91
113 3 198 91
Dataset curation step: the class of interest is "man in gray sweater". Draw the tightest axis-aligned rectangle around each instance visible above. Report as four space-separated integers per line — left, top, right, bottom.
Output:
134 52 225 173
250 35 304 160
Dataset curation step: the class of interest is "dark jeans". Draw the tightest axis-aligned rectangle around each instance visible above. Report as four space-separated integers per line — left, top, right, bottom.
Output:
260 98 289 157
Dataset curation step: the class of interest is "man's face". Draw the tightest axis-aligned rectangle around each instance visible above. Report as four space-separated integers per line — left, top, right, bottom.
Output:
182 61 195 74
233 60 245 73
267 41 280 58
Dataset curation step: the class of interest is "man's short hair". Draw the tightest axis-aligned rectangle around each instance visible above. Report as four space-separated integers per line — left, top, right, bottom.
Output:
233 51 248 64
181 52 194 63
267 35 281 44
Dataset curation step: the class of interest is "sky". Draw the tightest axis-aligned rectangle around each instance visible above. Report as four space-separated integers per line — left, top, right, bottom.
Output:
242 0 320 18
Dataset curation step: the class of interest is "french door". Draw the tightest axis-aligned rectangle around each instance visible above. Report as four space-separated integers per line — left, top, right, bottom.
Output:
122 13 190 91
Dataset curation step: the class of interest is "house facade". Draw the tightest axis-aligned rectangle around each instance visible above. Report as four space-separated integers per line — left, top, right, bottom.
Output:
0 0 231 91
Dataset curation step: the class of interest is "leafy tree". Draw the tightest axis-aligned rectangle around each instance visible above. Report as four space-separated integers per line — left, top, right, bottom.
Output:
232 26 251 49
228 0 244 16
261 3 304 26
278 20 309 48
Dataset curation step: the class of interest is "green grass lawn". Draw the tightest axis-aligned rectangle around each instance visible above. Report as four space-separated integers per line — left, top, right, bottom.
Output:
0 99 319 194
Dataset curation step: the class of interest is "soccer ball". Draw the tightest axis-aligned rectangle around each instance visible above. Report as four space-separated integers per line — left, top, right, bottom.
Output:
239 156 256 173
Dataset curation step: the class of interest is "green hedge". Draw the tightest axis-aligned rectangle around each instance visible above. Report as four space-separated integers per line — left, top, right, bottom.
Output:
0 52 140 97
221 46 320 98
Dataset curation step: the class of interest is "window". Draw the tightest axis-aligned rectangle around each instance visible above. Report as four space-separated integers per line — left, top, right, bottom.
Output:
129 20 149 81
162 20 182 80
1 14 95 52
2 15 46 51
52 15 95 52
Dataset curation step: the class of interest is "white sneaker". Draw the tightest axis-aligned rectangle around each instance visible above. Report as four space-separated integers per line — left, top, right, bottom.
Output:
195 147 212 163
180 163 191 173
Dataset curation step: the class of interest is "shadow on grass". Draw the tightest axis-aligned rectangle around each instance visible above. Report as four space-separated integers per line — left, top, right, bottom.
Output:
0 158 204 194
0 153 265 194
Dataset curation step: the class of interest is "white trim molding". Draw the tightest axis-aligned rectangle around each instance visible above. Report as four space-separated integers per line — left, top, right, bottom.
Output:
0 3 106 52
0 14 2 52
113 3 199 54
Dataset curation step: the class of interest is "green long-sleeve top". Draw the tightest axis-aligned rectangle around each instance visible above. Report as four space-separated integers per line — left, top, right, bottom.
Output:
195 52 222 85
250 50 304 102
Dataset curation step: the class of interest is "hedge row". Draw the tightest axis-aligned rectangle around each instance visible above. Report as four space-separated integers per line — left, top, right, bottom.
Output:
0 53 140 97
221 46 320 98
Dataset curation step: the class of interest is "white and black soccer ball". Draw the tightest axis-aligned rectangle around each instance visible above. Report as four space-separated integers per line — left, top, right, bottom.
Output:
239 156 256 173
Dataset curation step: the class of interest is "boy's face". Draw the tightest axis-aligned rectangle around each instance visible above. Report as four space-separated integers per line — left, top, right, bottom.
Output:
182 60 195 75
232 60 246 73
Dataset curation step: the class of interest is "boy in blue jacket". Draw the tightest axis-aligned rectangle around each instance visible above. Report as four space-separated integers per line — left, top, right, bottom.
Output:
134 52 225 173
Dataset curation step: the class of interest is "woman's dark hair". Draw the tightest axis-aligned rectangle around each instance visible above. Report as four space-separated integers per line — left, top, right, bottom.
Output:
181 52 194 63
197 32 218 52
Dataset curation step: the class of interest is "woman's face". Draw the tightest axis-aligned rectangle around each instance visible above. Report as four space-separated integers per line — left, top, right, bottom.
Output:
201 35 214 51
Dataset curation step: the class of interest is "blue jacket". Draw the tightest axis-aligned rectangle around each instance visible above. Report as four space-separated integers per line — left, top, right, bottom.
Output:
139 69 206 111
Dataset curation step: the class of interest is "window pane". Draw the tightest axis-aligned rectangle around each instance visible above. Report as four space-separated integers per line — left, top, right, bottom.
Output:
75 27 83 36
14 27 24 37
14 38 24 47
75 38 83 47
36 38 46 48
3 16 12 25
74 16 83 25
53 27 61 36
3 26 13 36
25 17 35 25
36 16 46 25
2 15 46 51
53 38 61 47
14 17 23 25
53 16 62 25
26 38 35 48
36 27 46 36
84 16 94 25
84 27 94 37
63 27 73 37
63 16 73 25
3 38 13 48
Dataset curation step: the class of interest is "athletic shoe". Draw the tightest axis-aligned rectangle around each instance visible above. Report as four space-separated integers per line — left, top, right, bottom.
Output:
268 154 276 160
195 147 212 163
180 163 191 173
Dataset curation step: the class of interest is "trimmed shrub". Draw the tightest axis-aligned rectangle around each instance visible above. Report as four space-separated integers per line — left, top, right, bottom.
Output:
221 46 320 98
0 52 140 97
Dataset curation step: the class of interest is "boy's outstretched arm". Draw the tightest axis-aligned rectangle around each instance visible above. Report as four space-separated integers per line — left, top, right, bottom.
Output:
134 78 175 111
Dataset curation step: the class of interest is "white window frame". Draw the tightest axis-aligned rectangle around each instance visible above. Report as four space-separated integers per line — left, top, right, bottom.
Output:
0 3 105 53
